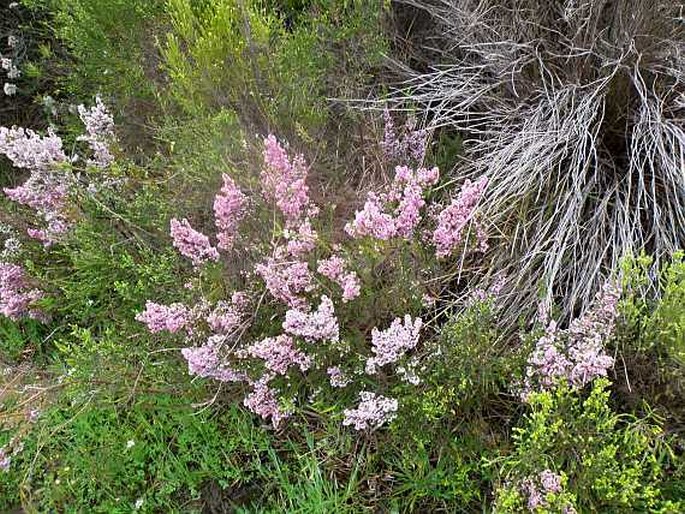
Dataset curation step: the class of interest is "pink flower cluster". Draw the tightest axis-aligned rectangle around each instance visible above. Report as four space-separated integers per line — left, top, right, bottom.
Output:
135 301 192 334
170 218 219 267
381 109 428 163
317 255 360 302
342 391 398 430
261 135 317 225
0 262 44 321
283 295 339 342
255 257 314 308
522 282 619 397
0 126 71 245
247 334 311 375
284 219 317 257
182 335 245 382
206 292 248 334
522 470 569 512
432 175 488 258
0 126 66 170
77 95 116 167
213 173 248 250
244 377 289 428
345 165 439 240
327 366 351 388
366 315 422 374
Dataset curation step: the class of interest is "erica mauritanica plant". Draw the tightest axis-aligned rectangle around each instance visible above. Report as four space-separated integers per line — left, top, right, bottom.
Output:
138 132 490 430
0 96 118 246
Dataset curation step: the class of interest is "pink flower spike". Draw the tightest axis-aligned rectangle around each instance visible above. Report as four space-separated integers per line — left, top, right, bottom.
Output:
243 377 289 428
214 173 248 251
432 175 488 258
170 218 219 267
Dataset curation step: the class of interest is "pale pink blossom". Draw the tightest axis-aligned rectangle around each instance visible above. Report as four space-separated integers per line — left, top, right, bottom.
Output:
247 334 311 374
366 315 422 374
261 135 317 224
136 301 191 334
283 295 339 343
170 218 219 267
432 176 488 258
77 96 116 167
342 391 398 430
255 257 314 308
213 173 247 250
244 377 289 428
317 255 360 302
327 366 351 388
181 335 245 382
0 262 44 321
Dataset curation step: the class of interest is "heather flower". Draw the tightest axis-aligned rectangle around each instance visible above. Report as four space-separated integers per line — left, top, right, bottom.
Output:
342 391 398 430
261 135 317 225
255 256 314 308
0 448 10 472
522 282 618 397
247 334 311 374
7 36 18 48
1 59 11 70
366 315 422 375
181 336 245 382
522 470 564 511
0 262 44 321
380 109 428 163
170 218 219 267
244 377 289 428
432 176 488 258
0 126 66 171
213 173 247 250
136 301 191 334
2 83 14 96
346 165 439 241
77 95 116 167
206 299 244 334
317 255 361 302
327 366 351 388
283 295 339 343
345 191 396 240
284 218 317 257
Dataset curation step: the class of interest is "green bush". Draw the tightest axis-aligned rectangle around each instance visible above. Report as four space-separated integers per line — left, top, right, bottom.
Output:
494 379 682 513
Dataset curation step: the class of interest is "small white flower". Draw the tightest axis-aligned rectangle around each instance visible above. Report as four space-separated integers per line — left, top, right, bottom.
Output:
7 35 18 48
1 58 11 70
7 66 21 79
9 2 19 8
134 498 144 510
3 83 17 96
126 440 135 449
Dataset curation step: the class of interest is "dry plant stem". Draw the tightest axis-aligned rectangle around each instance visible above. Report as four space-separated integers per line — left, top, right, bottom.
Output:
386 0 685 322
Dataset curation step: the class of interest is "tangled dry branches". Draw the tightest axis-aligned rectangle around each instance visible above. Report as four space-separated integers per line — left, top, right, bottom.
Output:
393 0 685 321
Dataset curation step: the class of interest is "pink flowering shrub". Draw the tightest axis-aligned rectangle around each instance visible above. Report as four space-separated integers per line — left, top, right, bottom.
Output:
214 173 248 251
342 391 398 430
137 128 495 431
77 95 116 168
521 282 619 398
